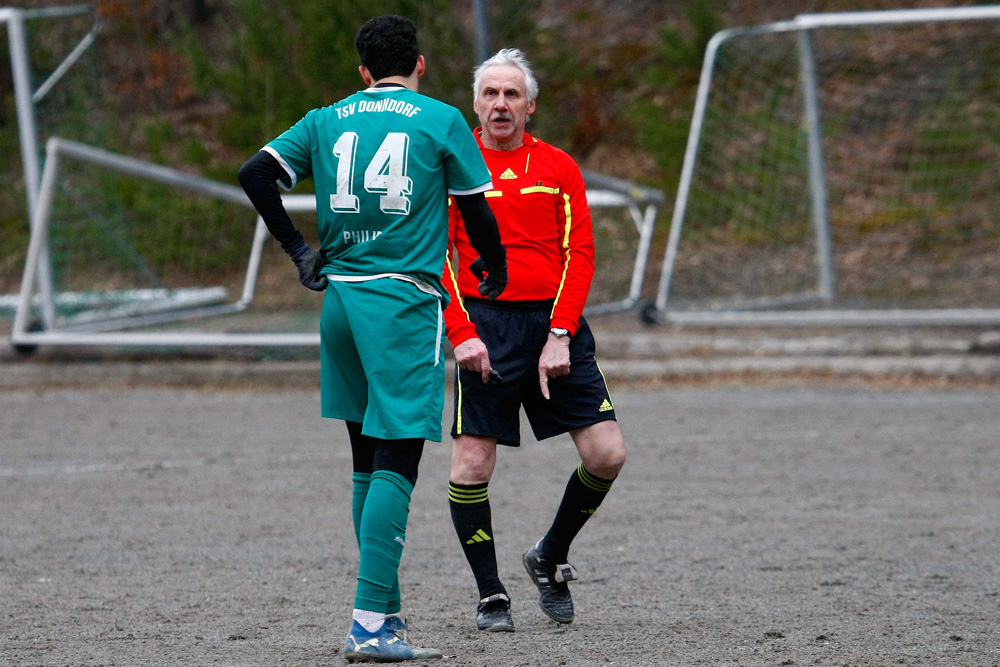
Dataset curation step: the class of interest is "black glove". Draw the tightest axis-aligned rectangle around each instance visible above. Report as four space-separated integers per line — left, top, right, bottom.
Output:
291 246 328 292
469 255 508 300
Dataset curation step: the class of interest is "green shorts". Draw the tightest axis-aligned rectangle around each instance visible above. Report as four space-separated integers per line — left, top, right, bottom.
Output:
320 277 445 442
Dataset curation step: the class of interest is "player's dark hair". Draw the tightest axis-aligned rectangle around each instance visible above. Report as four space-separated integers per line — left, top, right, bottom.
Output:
355 15 419 81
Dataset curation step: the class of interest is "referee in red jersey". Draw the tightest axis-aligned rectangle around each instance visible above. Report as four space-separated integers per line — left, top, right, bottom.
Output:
442 48 626 632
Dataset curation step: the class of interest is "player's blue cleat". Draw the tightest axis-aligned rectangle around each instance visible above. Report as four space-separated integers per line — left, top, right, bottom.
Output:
382 614 408 642
522 540 578 624
343 619 442 663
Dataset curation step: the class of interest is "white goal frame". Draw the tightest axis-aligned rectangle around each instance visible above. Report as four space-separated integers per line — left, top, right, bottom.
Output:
6 4 663 350
1 5 99 315
651 6 1000 327
11 137 662 349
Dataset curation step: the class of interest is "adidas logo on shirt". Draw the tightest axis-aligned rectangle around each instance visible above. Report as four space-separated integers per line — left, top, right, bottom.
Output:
499 168 518 180
599 398 613 413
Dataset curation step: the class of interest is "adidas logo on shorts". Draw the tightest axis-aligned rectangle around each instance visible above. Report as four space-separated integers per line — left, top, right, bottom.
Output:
599 398 613 412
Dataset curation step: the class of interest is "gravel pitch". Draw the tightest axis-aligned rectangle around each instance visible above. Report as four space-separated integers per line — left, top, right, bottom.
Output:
2 387 999 666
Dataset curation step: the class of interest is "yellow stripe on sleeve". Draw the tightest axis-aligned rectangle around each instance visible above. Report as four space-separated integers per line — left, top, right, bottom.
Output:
444 256 470 435
551 192 573 316
445 253 472 323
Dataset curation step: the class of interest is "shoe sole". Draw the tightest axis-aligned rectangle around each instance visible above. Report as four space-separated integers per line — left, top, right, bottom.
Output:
478 621 515 632
345 651 392 663
522 551 574 624
346 651 441 663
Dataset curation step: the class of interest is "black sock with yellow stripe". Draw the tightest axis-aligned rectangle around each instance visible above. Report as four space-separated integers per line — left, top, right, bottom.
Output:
449 481 506 600
541 464 616 563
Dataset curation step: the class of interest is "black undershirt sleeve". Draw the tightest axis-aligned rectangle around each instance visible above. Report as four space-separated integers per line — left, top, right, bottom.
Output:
237 150 305 255
453 192 505 265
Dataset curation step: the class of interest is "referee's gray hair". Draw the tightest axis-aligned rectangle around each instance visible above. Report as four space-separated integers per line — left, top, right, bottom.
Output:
473 48 538 102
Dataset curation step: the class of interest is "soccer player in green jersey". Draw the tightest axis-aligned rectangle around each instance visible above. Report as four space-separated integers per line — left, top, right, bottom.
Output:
238 15 507 662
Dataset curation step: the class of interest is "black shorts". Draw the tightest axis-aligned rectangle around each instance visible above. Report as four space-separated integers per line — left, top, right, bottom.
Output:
451 298 617 447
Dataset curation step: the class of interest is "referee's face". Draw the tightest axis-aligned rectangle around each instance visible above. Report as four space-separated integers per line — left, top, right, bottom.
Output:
475 65 536 150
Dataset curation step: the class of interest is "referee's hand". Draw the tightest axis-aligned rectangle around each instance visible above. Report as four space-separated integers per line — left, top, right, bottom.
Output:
538 334 571 399
454 337 493 384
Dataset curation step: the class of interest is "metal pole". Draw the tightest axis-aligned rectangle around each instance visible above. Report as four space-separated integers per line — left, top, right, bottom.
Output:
7 8 59 328
8 9 40 223
12 137 61 340
472 0 490 64
798 28 835 302
628 203 658 304
53 138 255 204
795 5 1000 29
32 16 100 103
239 215 270 307
654 30 731 314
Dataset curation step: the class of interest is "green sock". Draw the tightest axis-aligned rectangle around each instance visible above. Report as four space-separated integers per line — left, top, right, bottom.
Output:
352 472 402 614
354 470 413 612
351 472 371 544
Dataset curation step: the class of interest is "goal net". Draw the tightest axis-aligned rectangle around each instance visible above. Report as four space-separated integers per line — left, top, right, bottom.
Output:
655 7 1000 326
8 5 663 350
12 138 661 350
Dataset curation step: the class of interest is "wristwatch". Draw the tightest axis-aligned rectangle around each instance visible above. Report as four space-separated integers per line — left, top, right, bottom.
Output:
549 327 571 338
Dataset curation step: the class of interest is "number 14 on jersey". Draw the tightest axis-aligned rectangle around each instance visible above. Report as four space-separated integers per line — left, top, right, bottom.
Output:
330 131 413 215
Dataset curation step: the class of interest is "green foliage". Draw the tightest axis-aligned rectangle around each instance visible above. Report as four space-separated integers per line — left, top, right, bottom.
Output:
180 0 468 154
630 0 724 196
0 1 703 288
48 169 255 291
0 73 26 292
181 0 356 151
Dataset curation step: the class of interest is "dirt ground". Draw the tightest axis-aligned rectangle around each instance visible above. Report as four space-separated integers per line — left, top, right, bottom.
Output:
2 386 999 666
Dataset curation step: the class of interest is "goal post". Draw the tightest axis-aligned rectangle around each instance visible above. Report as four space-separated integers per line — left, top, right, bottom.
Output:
11 137 662 350
1 4 100 317
2 4 98 225
580 169 664 316
651 6 1000 327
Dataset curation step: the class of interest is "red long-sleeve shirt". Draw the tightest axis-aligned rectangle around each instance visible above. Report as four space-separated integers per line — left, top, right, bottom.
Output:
443 130 596 347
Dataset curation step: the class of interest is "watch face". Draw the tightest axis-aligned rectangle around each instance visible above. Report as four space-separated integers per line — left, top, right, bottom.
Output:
550 328 569 337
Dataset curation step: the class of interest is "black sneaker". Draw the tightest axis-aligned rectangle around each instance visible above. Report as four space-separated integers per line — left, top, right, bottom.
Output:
477 593 515 632
522 540 577 624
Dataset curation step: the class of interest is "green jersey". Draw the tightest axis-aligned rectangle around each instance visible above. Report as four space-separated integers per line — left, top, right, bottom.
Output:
265 86 491 296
